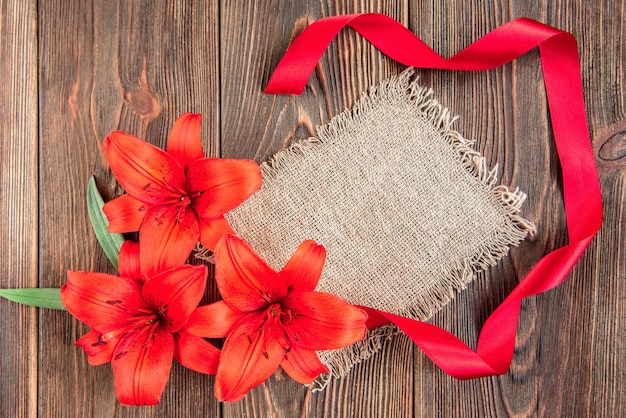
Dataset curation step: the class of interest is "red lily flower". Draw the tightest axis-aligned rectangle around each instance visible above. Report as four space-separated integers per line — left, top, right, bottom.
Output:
103 113 262 277
61 242 220 406
185 235 368 402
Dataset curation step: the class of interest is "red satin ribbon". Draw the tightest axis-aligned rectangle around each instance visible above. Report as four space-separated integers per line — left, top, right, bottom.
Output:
265 13 603 379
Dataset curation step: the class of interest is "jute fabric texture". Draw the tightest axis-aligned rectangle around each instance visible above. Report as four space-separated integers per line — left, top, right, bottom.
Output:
224 68 535 383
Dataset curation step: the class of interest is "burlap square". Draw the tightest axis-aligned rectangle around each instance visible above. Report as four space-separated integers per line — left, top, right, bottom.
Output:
224 68 535 385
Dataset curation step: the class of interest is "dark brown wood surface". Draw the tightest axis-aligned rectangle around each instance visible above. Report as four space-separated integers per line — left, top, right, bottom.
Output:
1 1 623 417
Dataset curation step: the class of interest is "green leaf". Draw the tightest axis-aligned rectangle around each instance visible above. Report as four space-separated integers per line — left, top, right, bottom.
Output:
0 288 66 310
87 176 124 269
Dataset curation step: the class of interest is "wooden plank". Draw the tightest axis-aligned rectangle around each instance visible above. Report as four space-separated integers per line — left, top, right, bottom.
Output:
36 0 221 416
414 1 531 416
531 1 625 415
0 1 39 417
219 0 413 416
409 1 625 417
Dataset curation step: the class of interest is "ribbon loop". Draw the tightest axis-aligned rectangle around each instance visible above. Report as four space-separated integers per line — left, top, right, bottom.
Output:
264 13 602 379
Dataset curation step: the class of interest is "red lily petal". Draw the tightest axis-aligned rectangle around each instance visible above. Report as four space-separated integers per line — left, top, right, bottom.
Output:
279 240 326 291
280 346 329 384
174 329 220 375
142 264 208 333
118 241 142 283
187 158 261 219
281 290 367 350
112 328 174 406
185 301 243 338
214 311 285 402
139 205 199 278
103 194 148 233
214 234 285 312
61 271 151 333
166 113 204 169
103 131 186 205
76 329 124 366
197 216 235 251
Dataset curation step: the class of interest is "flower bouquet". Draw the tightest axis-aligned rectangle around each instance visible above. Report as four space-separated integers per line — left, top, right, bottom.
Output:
1 113 368 405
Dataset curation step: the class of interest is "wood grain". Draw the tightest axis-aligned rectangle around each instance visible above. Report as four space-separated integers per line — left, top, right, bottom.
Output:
36 0 221 416
0 1 38 417
219 1 412 416
0 0 623 416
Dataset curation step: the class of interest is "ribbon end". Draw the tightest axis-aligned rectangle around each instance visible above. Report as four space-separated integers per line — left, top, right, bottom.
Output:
264 82 304 96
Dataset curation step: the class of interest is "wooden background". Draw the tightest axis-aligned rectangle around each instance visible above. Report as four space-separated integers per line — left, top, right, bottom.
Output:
1 0 624 416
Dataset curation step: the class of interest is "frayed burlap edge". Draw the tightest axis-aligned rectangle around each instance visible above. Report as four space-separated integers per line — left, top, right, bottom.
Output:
256 68 536 389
